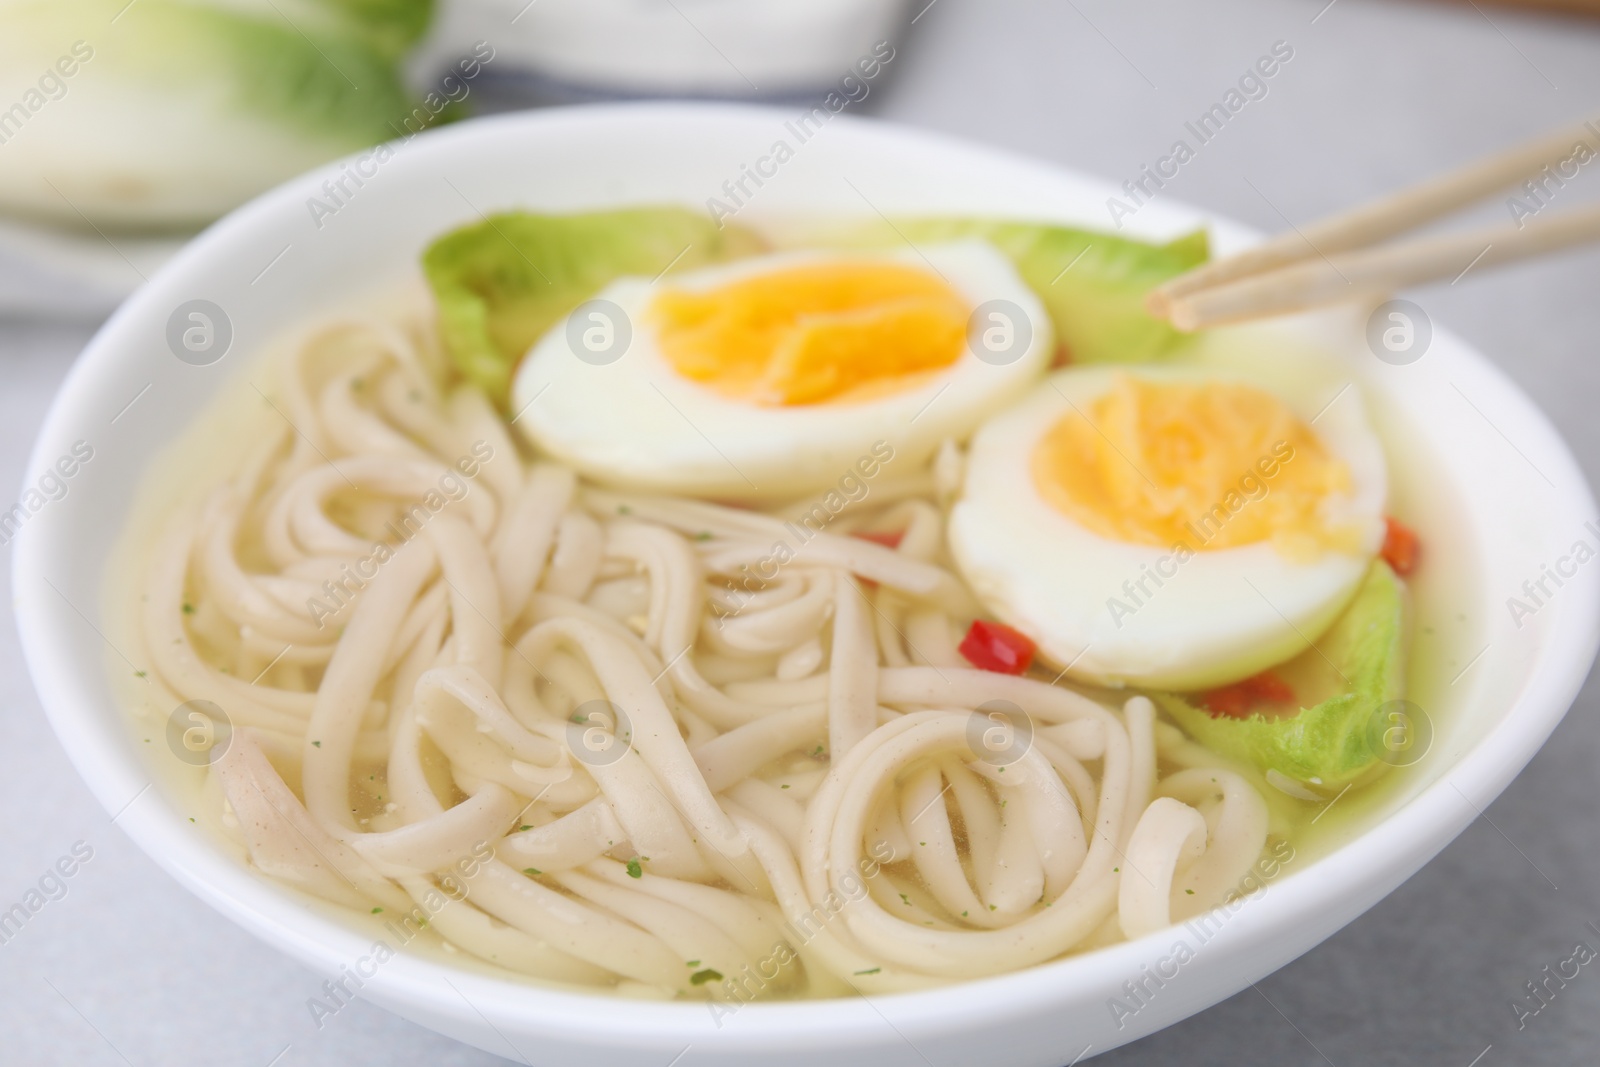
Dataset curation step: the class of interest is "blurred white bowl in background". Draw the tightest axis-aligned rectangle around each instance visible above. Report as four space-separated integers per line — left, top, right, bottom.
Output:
418 0 912 99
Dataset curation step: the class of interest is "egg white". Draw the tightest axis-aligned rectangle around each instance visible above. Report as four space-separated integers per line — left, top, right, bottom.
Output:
948 365 1388 690
510 240 1052 500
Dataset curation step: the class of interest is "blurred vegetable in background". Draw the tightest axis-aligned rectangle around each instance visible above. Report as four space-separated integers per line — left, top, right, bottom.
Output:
0 0 913 317
0 0 436 228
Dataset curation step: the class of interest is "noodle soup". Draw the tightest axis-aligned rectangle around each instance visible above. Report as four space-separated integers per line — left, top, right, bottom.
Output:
106 208 1469 1003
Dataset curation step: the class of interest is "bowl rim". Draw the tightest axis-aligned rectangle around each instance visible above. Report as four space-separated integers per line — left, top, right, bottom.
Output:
14 100 1600 1051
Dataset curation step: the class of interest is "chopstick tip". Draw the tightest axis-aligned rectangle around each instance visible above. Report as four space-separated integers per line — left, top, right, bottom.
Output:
1165 301 1204 333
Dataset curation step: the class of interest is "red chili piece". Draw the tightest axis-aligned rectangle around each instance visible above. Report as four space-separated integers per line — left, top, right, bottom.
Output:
853 530 905 549
1201 684 1253 719
1246 671 1295 703
1381 516 1420 576
1200 670 1295 719
959 620 1036 675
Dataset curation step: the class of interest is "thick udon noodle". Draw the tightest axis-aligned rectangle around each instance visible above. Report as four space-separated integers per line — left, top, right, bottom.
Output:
135 317 1273 1000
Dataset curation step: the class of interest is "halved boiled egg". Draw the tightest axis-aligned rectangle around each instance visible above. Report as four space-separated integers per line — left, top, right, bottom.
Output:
948 365 1388 690
510 241 1052 499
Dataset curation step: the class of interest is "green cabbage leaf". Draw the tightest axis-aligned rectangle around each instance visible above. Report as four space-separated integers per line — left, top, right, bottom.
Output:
422 207 766 406
1154 560 1410 790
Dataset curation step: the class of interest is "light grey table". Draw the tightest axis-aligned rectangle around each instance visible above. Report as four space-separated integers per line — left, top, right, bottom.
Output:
3 0 1598 1063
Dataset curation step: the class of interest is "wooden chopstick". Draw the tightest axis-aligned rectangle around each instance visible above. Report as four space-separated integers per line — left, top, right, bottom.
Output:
1148 117 1600 328
1469 0 1600 15
1163 201 1600 330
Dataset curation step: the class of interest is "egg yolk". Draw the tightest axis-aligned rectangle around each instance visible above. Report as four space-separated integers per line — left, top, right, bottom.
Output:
651 261 970 406
1031 375 1355 557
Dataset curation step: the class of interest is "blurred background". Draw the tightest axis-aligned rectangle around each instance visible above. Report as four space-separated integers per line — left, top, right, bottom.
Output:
2 0 1599 1064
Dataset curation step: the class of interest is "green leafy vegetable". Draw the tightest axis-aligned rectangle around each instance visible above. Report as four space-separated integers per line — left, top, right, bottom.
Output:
422 207 765 406
834 217 1208 365
319 0 434 59
1154 560 1408 789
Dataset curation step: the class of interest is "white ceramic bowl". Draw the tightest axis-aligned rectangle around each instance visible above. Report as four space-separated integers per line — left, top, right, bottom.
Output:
15 104 1600 1065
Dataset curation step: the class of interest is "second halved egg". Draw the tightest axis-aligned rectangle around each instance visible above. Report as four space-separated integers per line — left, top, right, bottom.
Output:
949 365 1389 690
